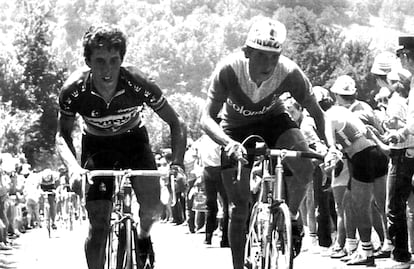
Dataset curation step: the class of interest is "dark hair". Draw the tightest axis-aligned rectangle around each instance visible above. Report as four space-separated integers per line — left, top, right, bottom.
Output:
318 97 334 111
338 94 356 102
82 24 127 61
397 48 414 61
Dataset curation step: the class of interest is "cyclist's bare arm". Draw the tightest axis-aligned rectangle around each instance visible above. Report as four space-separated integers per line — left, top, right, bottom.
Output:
155 102 187 167
303 96 336 150
201 98 247 161
55 113 86 176
201 98 231 147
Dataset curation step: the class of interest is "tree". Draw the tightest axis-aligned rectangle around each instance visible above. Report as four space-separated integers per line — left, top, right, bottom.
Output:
143 92 204 153
11 1 67 167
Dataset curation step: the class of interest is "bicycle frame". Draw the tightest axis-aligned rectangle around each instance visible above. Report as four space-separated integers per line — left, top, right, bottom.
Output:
86 169 168 269
244 142 324 269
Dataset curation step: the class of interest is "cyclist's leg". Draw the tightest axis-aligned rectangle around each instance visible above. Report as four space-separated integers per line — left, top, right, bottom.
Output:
132 173 161 236
131 142 161 267
274 128 315 256
274 128 314 216
47 194 57 228
85 200 112 269
221 166 251 269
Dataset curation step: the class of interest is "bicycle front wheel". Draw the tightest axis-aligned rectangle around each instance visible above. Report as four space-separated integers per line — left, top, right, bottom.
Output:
106 222 118 269
266 203 293 269
244 202 264 269
114 219 134 269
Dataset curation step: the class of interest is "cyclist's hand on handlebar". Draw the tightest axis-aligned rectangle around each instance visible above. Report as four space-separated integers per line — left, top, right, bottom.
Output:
225 140 248 165
68 164 88 186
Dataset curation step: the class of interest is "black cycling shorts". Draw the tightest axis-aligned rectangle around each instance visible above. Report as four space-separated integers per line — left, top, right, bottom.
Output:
350 145 388 183
81 126 157 202
221 113 298 168
40 184 56 192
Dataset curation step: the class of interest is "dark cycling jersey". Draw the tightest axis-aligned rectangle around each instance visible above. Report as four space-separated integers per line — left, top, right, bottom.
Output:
59 65 166 136
207 51 314 129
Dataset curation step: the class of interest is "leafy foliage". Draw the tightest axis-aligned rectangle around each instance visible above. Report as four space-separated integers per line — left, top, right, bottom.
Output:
3 1 67 168
0 0 407 169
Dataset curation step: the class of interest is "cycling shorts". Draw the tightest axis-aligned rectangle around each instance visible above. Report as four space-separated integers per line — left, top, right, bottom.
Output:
350 145 388 183
221 113 298 168
40 184 56 192
81 126 157 202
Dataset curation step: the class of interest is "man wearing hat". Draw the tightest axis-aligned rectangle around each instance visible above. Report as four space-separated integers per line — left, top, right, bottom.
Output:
383 35 414 269
200 17 338 269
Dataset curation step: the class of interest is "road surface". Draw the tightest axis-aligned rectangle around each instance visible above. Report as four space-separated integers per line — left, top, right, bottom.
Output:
1 220 413 269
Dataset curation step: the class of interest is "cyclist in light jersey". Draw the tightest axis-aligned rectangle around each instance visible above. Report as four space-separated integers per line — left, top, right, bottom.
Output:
201 18 337 269
314 86 388 266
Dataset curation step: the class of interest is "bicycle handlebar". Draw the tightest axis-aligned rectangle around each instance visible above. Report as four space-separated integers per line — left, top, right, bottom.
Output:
87 169 169 179
268 149 325 161
236 149 325 181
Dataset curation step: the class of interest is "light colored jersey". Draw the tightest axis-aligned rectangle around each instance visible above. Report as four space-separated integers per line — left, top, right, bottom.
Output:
327 106 374 157
207 51 314 129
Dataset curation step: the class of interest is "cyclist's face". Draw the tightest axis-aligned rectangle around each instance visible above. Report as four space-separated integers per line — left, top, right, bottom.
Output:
247 49 280 85
87 47 123 91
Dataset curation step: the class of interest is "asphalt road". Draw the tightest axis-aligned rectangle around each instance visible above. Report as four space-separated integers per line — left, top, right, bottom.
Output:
1 219 413 269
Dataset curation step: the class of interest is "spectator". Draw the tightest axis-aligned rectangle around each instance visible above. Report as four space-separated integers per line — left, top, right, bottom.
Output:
381 35 414 269
196 134 229 247
330 75 390 260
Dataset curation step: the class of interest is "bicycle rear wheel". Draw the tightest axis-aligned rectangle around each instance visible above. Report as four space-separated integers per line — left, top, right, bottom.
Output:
244 202 264 269
266 203 293 269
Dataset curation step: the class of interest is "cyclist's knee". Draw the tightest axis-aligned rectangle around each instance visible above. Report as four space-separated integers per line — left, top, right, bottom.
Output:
139 201 163 221
86 200 111 230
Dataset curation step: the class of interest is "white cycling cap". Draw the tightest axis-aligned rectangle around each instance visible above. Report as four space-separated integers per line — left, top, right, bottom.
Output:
245 18 286 53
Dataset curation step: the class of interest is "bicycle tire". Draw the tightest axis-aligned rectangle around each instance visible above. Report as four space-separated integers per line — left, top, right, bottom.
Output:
106 222 119 269
124 218 133 269
266 203 293 269
112 219 134 269
244 202 264 269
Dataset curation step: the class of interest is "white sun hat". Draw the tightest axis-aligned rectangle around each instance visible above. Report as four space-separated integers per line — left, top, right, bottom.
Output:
371 51 396 76
330 75 357 95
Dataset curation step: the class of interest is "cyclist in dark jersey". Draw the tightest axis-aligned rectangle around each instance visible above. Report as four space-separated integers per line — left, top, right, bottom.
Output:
55 24 187 269
200 18 337 269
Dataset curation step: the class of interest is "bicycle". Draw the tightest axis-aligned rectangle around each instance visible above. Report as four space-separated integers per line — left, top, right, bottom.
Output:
86 169 169 269
241 135 325 269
